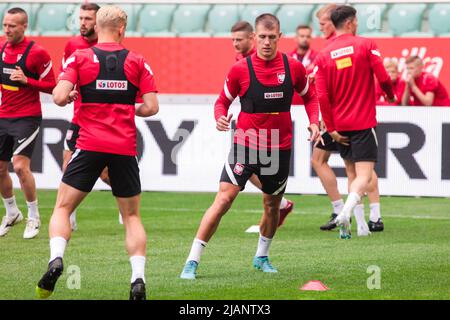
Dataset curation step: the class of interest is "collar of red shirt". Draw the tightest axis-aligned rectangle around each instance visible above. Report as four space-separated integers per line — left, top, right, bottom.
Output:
94 42 125 50
6 36 29 49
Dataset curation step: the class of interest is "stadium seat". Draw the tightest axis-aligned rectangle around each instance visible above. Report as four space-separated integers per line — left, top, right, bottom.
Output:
0 3 8 21
172 4 211 37
115 3 141 37
311 5 323 36
207 4 240 37
5 3 41 32
34 4 74 36
387 4 427 36
353 3 387 35
239 4 280 25
428 3 450 36
277 4 315 36
138 4 177 37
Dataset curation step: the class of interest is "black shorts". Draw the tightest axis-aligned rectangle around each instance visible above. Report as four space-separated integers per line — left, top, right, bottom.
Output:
220 144 291 195
315 131 338 152
62 149 141 198
64 122 80 152
0 116 41 161
336 127 378 162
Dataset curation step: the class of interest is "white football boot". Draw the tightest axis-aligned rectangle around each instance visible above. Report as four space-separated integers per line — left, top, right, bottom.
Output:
23 218 41 239
0 211 24 237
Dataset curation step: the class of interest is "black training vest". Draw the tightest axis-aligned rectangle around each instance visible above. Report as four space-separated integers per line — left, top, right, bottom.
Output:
0 41 39 88
80 47 138 104
240 54 294 114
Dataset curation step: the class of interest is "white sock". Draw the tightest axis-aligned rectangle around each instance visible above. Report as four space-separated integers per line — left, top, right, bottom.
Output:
369 203 381 222
255 233 273 257
186 238 207 263
26 200 39 220
70 210 77 223
280 198 288 209
130 256 146 283
49 236 67 263
341 192 361 219
353 203 366 227
2 196 20 217
331 199 345 214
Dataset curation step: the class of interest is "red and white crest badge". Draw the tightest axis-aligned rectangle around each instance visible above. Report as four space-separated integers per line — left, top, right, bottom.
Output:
277 72 285 84
233 163 244 176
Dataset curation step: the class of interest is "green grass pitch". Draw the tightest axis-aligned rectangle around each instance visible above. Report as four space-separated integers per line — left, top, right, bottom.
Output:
0 190 449 300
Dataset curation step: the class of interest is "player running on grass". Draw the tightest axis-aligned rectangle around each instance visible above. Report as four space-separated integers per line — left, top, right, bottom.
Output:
312 4 385 234
231 20 294 227
36 5 159 300
0 7 56 239
314 5 395 239
180 14 320 280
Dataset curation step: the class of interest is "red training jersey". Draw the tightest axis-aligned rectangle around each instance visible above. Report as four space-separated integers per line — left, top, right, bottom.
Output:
0 37 55 118
215 51 319 150
289 48 318 105
376 78 406 106
314 33 394 132
59 42 157 156
289 48 318 74
409 72 450 107
61 35 98 125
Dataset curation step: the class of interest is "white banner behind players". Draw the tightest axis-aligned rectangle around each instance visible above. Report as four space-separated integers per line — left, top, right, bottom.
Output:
10 102 450 197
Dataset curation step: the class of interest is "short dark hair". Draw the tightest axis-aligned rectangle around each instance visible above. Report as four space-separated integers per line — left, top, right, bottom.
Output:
255 13 280 31
7 7 28 23
330 5 357 29
231 21 253 33
81 3 100 12
296 25 312 32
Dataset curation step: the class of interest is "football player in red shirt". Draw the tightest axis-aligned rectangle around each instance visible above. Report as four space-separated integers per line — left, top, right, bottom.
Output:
289 25 318 73
231 20 294 227
180 14 321 280
312 4 386 234
315 5 395 238
402 55 450 107
376 58 406 106
0 8 56 239
61 2 100 231
231 21 256 62
36 6 159 300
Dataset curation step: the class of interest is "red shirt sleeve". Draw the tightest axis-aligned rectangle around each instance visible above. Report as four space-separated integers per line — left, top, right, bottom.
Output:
214 63 241 121
59 52 78 85
25 46 56 94
314 54 335 132
292 60 319 125
422 74 439 93
61 41 72 72
137 58 157 94
367 39 395 100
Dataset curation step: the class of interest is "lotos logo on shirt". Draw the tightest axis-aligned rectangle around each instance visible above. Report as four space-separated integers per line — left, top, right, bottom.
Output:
330 46 354 59
96 80 128 90
264 92 284 99
2 67 15 75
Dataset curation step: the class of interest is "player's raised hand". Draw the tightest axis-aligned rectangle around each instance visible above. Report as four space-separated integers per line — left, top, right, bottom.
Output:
10 66 27 84
329 130 350 146
216 113 233 131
